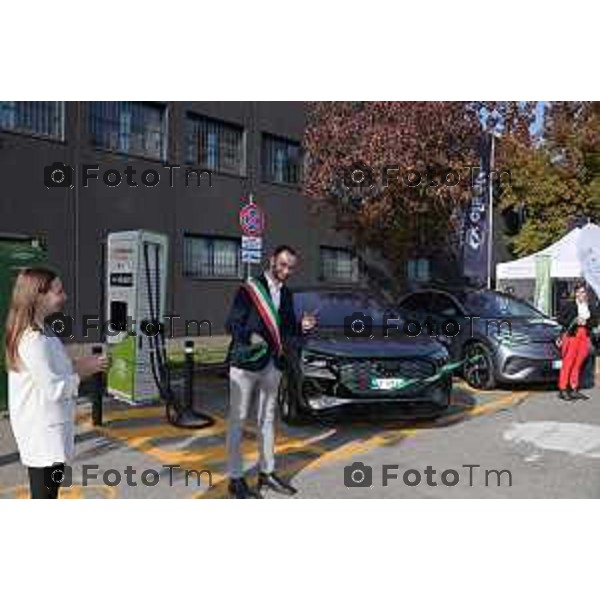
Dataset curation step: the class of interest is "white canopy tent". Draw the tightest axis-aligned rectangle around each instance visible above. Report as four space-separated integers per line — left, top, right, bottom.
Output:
496 223 600 315
496 226 586 280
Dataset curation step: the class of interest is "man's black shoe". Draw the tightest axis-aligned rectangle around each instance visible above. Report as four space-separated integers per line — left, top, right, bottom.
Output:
228 478 262 499
572 389 589 400
558 389 576 401
258 472 298 496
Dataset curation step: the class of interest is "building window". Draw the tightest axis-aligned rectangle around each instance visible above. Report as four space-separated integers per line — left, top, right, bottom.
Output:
89 101 166 160
262 134 301 185
0 101 64 140
184 235 242 279
320 246 360 283
185 114 245 176
407 258 430 282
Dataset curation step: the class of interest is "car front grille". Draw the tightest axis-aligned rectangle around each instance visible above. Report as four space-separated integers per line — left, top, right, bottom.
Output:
337 357 436 393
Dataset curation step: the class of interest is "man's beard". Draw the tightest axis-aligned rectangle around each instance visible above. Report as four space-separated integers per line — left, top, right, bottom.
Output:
271 268 288 283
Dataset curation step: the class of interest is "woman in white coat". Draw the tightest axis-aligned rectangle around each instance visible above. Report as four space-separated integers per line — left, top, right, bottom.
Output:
4 267 108 499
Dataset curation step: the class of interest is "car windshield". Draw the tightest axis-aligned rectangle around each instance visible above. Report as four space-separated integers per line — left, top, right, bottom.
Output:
293 291 399 328
461 291 544 318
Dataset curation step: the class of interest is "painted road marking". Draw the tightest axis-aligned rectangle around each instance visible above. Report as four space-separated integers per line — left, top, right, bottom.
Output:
454 381 504 395
67 387 534 499
504 421 600 459
298 390 531 473
195 390 533 498
0 484 118 499
74 405 332 500
0 387 555 499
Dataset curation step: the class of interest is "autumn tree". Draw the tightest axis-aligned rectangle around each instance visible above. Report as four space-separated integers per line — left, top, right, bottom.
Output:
303 101 535 292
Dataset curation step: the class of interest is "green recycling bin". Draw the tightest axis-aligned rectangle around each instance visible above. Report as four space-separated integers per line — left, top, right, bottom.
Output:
0 235 47 412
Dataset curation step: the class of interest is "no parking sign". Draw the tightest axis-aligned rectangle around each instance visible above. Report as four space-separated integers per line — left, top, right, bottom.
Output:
239 196 265 237
239 196 265 265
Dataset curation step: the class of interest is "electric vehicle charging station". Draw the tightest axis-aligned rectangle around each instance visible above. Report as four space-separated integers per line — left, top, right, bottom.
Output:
105 230 214 429
105 230 169 404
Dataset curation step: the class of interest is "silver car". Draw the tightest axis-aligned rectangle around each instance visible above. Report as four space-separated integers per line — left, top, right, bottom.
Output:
397 288 564 389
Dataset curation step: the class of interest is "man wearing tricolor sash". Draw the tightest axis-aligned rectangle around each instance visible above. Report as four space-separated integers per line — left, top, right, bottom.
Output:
225 245 317 498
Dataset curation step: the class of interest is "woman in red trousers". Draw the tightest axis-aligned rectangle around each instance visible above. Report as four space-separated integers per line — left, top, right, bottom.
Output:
557 282 599 401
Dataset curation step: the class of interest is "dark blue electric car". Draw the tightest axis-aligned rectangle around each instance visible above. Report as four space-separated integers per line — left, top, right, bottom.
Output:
278 288 453 424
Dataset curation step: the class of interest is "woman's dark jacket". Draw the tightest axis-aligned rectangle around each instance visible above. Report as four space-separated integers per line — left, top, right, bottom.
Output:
557 300 600 337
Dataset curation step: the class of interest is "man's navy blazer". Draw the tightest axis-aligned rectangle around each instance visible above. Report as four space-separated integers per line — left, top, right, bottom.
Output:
225 273 302 371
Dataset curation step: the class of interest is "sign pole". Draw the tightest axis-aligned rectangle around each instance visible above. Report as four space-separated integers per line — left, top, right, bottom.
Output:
247 193 254 280
487 132 495 290
239 193 265 280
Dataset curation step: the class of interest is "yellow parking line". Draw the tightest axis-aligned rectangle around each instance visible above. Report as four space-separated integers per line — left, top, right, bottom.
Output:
464 390 530 417
102 390 532 477
84 411 330 473
295 390 532 474
91 419 228 442
302 429 411 473
454 381 501 395
0 484 118 499
73 387 536 499
191 390 535 499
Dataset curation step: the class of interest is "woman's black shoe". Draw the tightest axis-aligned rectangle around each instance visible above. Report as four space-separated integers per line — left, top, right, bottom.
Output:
571 389 589 400
558 390 576 401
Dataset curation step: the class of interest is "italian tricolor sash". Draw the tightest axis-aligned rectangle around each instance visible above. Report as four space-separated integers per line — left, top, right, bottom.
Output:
242 277 284 357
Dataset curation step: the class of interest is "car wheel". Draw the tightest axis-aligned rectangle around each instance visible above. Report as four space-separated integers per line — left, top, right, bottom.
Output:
277 370 304 425
462 341 497 390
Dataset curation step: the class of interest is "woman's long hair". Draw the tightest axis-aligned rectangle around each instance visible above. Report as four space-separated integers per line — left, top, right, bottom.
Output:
4 267 58 371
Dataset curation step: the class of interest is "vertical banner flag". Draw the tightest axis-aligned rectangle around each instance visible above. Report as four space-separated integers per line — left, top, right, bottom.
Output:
462 134 492 282
534 254 552 315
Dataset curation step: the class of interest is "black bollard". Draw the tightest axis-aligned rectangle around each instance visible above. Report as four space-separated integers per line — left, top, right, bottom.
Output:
184 340 194 410
91 345 105 426
167 339 215 429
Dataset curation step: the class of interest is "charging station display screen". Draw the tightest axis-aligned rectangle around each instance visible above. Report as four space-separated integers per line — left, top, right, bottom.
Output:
110 272 133 287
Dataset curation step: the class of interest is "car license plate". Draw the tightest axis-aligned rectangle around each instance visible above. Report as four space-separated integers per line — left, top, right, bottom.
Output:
370 377 407 390
552 359 562 370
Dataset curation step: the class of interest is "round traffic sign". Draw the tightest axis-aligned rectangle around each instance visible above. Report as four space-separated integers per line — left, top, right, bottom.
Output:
239 200 265 236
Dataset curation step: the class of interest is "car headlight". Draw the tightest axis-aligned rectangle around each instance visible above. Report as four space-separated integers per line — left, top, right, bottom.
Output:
301 351 340 379
302 351 334 369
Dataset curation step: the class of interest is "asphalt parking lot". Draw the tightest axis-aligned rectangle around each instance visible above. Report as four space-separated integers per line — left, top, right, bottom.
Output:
1 369 599 499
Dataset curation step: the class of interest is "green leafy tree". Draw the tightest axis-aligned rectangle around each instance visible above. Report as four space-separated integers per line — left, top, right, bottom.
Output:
498 101 600 256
